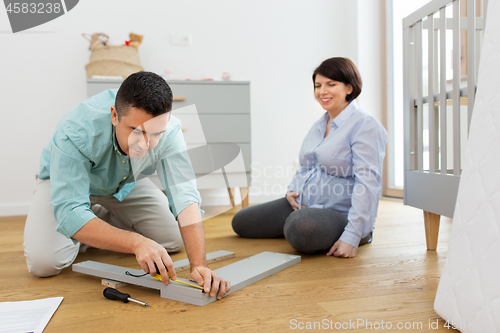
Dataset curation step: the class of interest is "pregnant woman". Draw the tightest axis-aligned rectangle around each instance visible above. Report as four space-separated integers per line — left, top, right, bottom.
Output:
232 57 388 258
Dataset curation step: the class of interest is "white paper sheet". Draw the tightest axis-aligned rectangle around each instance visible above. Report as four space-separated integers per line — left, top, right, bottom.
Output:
0 297 63 333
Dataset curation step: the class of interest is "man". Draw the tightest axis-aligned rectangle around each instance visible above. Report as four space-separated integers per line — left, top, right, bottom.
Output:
24 71 230 299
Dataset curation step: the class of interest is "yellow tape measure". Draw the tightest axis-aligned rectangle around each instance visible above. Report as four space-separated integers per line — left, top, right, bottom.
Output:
152 274 204 290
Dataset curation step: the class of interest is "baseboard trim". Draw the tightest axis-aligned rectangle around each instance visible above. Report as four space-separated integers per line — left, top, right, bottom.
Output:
0 203 31 217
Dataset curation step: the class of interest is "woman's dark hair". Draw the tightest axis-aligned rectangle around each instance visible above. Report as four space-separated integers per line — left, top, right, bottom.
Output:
312 57 362 102
115 71 173 118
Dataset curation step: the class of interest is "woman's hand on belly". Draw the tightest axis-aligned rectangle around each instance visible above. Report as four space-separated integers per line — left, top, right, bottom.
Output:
286 191 305 210
327 240 357 258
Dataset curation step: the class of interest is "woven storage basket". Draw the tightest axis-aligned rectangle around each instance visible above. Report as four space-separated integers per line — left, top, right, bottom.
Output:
85 45 143 78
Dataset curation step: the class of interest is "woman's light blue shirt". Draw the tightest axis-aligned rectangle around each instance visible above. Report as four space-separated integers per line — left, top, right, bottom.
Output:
287 100 388 248
39 89 202 239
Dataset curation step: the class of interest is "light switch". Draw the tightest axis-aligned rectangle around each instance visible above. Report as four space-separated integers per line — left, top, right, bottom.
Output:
169 34 193 47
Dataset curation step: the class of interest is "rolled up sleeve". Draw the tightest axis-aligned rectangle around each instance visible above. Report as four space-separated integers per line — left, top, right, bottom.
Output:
50 126 96 240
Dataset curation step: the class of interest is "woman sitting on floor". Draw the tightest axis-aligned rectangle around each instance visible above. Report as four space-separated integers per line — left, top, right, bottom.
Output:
232 57 388 258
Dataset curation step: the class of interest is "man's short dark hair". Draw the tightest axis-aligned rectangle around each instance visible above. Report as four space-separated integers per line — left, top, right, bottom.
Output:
312 57 362 102
115 71 173 118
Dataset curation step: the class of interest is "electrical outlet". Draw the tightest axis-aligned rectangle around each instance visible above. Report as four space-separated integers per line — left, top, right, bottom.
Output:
169 34 193 47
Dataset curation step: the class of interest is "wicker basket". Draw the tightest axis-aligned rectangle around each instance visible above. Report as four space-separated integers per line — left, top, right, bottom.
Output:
85 45 144 78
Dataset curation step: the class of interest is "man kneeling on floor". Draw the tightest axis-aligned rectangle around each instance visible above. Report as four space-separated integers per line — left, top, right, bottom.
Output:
23 71 230 299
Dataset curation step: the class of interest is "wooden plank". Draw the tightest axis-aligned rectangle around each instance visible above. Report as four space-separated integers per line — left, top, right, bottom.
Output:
101 279 128 289
73 252 301 306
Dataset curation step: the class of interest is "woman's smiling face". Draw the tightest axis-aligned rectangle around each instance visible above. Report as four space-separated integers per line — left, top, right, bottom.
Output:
314 74 353 116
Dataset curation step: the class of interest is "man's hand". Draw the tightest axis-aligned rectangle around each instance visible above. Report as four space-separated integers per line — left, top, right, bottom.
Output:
189 266 231 299
134 237 177 285
286 191 304 210
177 204 230 299
327 240 357 258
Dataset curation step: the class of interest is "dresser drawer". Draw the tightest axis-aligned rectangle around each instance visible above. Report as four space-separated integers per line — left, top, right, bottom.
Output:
87 80 121 97
176 114 250 143
169 83 250 114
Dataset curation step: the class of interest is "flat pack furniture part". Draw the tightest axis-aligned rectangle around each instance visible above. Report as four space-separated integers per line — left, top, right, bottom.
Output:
73 251 301 306
101 250 235 288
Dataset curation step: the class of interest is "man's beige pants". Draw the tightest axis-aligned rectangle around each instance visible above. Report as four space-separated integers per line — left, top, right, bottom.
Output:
23 178 183 277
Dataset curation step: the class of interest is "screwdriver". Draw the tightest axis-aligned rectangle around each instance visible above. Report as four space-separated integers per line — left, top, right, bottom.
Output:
103 287 150 307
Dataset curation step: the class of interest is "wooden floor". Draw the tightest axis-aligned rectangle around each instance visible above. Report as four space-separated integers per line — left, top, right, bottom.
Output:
0 199 458 332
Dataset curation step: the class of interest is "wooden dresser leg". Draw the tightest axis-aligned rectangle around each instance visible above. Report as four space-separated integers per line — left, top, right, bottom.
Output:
240 187 249 208
423 211 440 250
227 188 235 207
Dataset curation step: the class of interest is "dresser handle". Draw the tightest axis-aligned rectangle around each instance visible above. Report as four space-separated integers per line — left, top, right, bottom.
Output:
173 96 186 101
181 127 187 132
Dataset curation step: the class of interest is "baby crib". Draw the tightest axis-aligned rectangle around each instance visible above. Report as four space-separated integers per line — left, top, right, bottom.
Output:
403 0 487 249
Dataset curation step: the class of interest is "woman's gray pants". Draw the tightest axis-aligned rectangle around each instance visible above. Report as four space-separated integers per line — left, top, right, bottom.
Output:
231 197 371 254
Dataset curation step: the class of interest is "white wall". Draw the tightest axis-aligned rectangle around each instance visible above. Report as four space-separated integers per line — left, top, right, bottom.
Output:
0 0 386 216
357 0 387 123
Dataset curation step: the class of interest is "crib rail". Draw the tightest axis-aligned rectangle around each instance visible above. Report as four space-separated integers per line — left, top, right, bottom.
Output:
403 0 486 217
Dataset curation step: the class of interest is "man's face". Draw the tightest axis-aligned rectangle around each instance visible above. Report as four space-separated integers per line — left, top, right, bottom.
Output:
111 105 169 159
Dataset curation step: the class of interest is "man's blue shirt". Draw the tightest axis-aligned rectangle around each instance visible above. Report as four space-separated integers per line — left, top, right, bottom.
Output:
39 89 202 239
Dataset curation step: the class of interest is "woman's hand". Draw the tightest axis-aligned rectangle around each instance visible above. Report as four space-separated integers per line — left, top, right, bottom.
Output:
286 191 302 210
327 240 357 258
190 266 231 299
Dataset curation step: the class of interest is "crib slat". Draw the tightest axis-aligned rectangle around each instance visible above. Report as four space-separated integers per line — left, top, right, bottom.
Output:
416 20 424 172
453 0 461 175
428 13 436 173
467 0 475 134
440 7 447 175
404 26 416 173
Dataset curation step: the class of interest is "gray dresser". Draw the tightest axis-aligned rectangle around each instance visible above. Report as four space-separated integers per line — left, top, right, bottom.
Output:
87 78 251 207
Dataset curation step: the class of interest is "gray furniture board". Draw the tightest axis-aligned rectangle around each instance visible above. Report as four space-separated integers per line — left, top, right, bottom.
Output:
73 251 301 306
101 250 236 288
171 250 235 272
